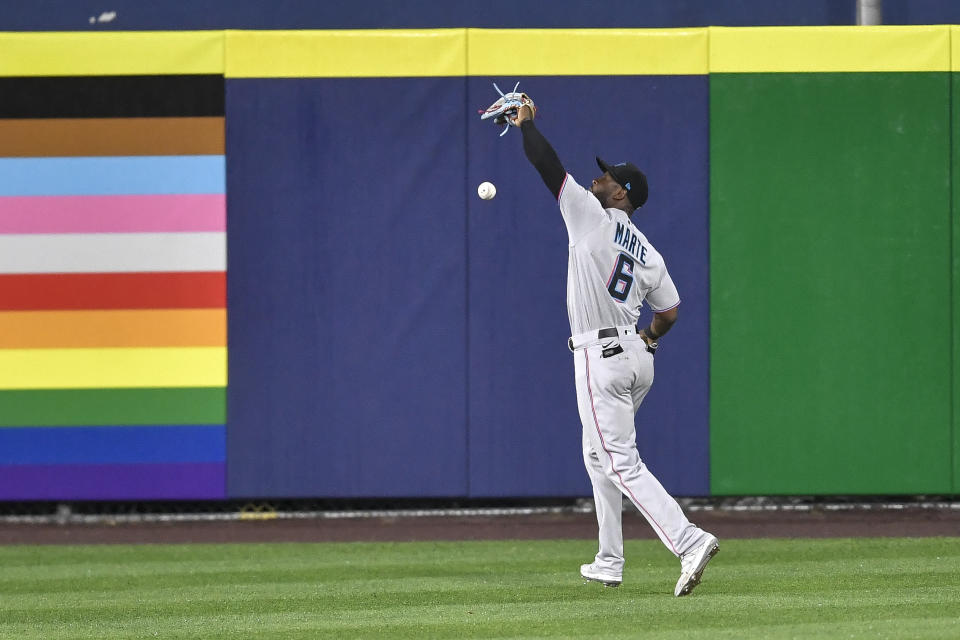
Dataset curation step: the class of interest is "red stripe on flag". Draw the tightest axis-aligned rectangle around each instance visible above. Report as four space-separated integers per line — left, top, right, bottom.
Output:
0 272 225 311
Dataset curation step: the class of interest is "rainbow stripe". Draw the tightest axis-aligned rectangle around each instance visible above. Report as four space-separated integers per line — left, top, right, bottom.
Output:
0 39 226 500
0 426 224 465
0 156 225 196
0 195 225 234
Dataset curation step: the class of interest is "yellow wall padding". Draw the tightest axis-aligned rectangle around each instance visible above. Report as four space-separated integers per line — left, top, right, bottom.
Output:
467 28 708 76
709 25 951 73
0 31 224 76
952 26 960 70
6 27 958 78
225 29 467 78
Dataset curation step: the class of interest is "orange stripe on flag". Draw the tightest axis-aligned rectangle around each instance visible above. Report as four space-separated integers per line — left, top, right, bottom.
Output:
0 309 226 348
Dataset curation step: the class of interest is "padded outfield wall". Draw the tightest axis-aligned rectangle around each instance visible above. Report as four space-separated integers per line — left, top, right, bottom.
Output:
223 29 711 499
709 27 956 495
0 27 956 500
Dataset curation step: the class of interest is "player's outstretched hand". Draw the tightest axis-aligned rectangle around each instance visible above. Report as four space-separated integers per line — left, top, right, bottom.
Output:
515 102 534 126
479 82 536 136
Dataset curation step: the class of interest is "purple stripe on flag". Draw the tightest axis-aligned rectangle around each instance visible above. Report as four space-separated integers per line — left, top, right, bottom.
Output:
0 194 225 234
0 462 225 500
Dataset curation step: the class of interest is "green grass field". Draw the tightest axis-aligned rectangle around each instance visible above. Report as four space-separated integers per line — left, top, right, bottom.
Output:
1 537 958 639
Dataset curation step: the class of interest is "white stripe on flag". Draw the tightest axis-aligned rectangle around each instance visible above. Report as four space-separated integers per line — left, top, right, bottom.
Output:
0 232 226 274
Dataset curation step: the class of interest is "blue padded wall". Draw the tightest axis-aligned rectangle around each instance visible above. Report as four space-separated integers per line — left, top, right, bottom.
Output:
466 76 710 497
225 75 709 499
226 78 468 498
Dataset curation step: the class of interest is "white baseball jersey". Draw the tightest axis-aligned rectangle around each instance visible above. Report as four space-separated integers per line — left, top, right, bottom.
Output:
558 173 680 335
558 172 709 571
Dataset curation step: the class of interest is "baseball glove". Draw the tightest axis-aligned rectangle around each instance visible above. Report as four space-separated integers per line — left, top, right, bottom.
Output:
479 82 536 136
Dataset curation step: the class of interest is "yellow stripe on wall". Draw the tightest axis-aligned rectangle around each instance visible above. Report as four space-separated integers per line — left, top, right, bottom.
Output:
6 27 958 79
710 25 951 73
952 26 960 70
0 310 226 349
225 29 466 78
0 347 227 389
0 31 224 77
468 28 708 76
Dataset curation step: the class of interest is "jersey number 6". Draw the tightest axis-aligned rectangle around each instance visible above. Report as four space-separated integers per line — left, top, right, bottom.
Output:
606 253 635 302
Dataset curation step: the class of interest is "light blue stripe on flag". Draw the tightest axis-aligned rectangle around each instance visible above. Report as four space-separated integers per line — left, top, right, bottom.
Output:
0 156 225 196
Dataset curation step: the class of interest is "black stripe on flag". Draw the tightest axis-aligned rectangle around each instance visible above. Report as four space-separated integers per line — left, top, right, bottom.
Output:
0 75 225 118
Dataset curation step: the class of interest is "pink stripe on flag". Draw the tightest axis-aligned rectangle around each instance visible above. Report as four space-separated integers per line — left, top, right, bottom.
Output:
0 194 226 234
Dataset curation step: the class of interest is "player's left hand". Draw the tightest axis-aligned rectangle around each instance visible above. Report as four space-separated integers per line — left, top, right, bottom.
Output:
640 330 658 356
479 82 536 136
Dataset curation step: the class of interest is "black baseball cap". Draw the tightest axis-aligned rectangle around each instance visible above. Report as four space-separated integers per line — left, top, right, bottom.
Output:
596 157 648 209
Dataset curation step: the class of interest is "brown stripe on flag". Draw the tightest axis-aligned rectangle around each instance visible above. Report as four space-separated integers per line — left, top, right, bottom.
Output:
0 117 225 157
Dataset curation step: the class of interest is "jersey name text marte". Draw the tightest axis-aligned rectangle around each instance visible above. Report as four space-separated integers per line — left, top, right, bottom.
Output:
613 222 648 265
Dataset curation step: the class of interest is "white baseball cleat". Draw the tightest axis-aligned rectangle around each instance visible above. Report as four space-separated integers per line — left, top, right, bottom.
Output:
674 535 719 597
580 563 622 587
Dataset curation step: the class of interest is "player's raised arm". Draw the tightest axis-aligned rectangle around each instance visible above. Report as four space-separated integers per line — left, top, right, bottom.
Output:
516 105 566 200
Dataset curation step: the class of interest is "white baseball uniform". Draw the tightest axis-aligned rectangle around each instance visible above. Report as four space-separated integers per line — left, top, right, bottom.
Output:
559 173 709 576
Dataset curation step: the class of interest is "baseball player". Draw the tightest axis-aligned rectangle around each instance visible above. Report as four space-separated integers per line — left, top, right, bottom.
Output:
486 90 718 596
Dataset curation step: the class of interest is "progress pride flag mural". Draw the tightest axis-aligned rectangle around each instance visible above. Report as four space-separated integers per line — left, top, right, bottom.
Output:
0 34 227 500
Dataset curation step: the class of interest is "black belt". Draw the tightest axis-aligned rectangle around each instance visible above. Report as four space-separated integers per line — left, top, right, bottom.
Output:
598 327 625 357
568 326 655 356
567 327 626 353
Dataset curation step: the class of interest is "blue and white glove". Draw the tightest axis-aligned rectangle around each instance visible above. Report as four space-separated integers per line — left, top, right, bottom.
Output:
479 82 536 136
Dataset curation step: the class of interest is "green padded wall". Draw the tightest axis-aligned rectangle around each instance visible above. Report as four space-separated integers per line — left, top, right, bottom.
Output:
710 73 954 494
954 71 960 494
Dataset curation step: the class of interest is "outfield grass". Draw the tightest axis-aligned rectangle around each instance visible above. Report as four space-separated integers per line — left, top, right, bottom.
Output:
0 537 958 639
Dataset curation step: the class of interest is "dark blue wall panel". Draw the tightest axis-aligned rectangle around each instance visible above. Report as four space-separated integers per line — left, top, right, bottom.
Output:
11 0 960 31
467 76 710 497
225 75 708 499
226 78 468 498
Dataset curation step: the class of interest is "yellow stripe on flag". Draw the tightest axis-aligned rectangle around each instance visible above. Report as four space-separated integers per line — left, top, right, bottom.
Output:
226 29 466 78
0 347 227 389
709 25 950 73
0 31 224 77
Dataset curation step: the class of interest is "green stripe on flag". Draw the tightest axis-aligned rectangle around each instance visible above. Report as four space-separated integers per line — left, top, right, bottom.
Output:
0 388 226 427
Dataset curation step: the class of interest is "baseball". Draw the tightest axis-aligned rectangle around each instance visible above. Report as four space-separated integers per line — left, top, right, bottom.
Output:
478 181 497 200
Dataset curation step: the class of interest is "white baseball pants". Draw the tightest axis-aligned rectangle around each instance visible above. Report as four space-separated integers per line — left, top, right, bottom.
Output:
572 328 707 575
